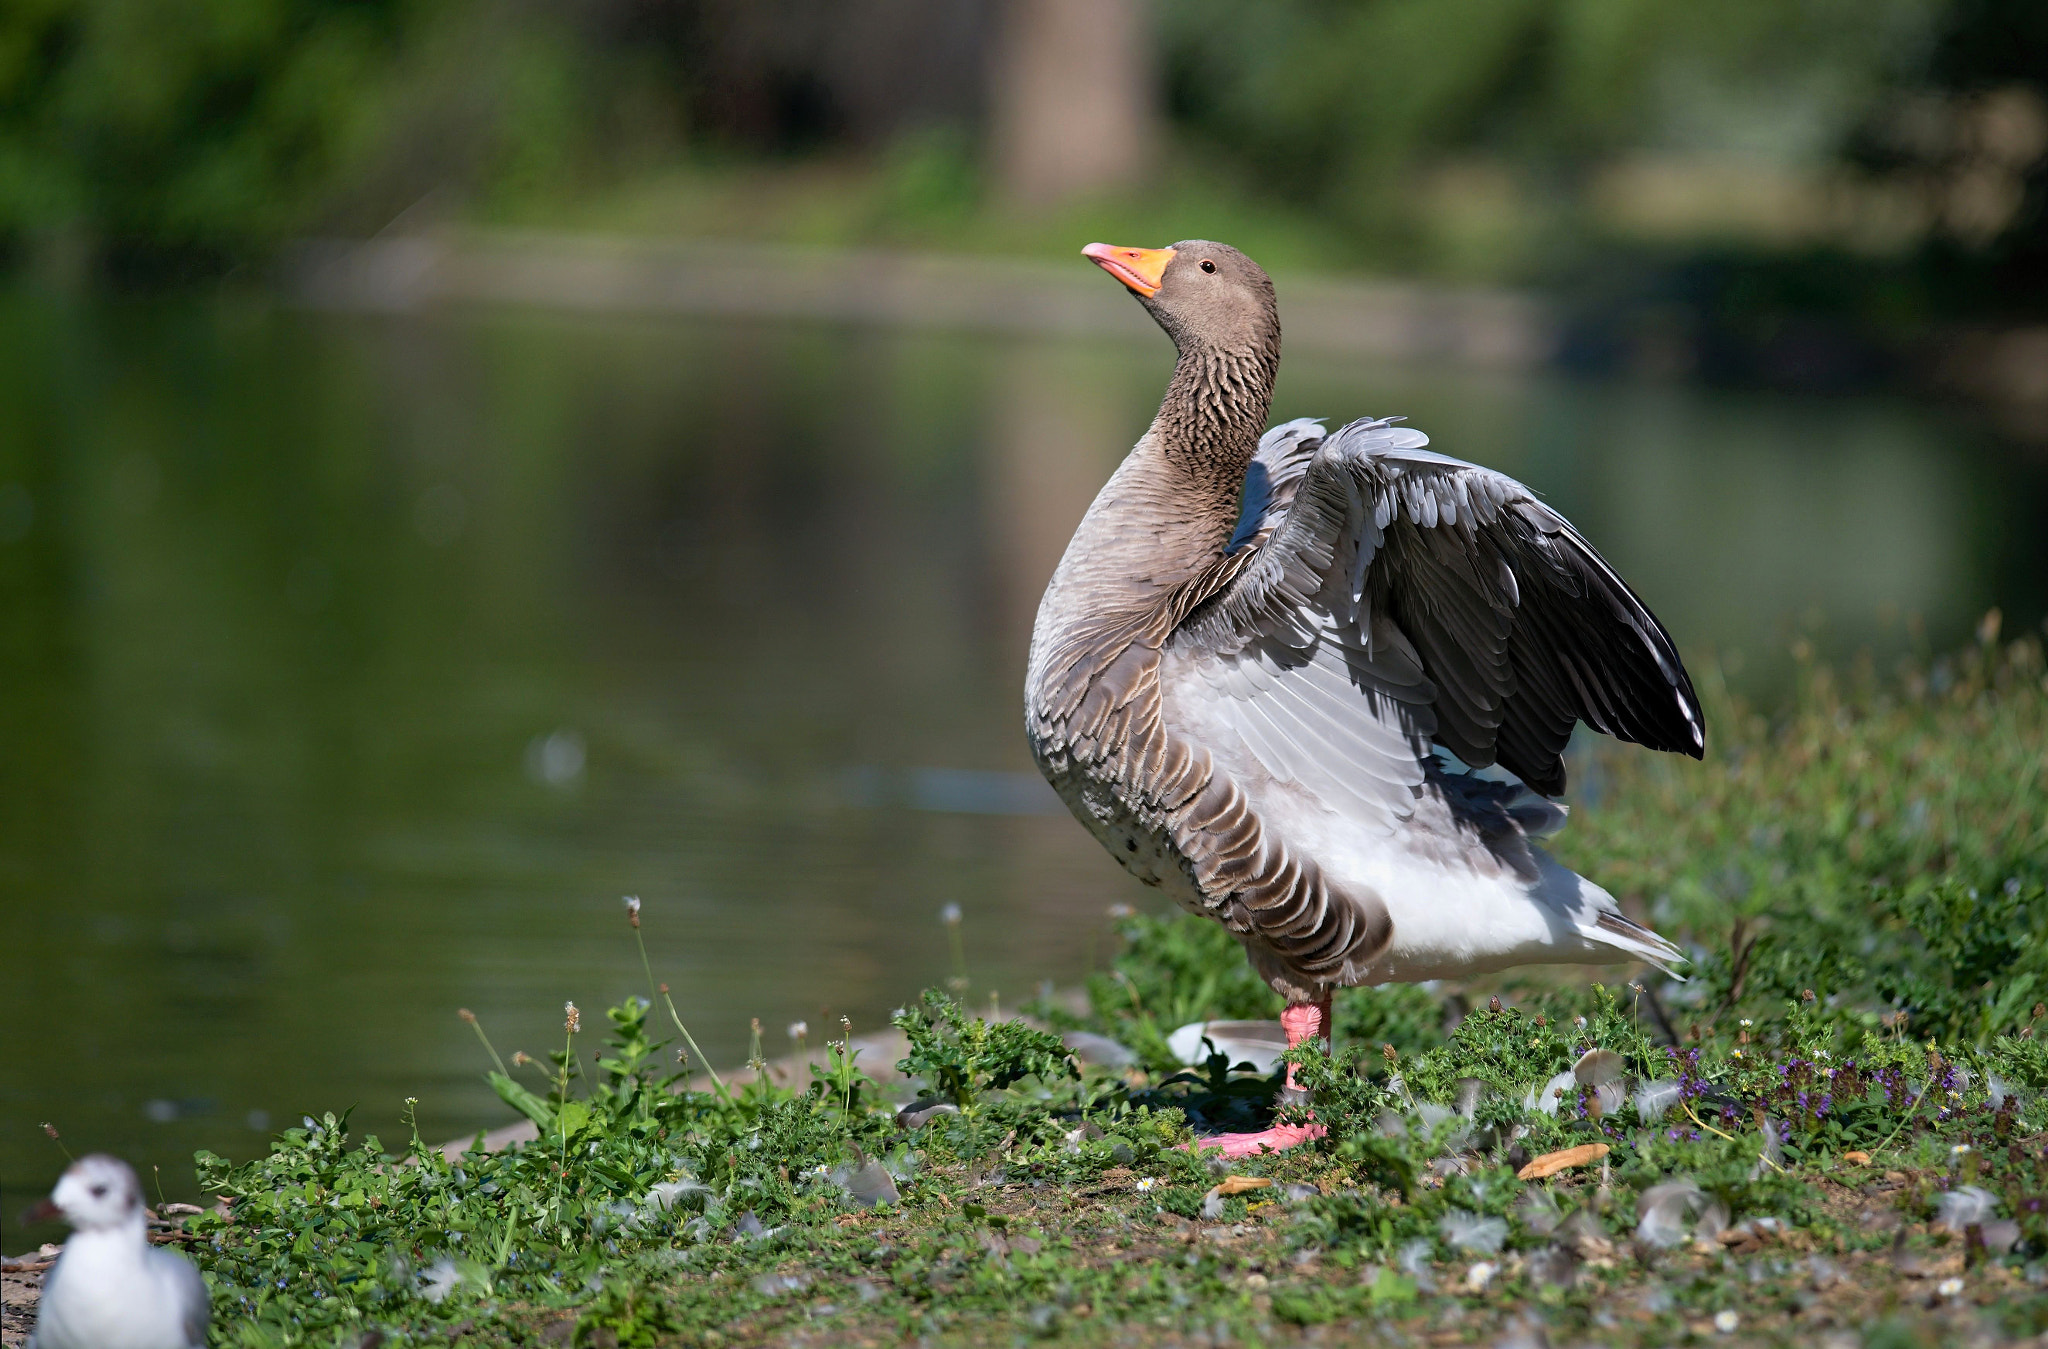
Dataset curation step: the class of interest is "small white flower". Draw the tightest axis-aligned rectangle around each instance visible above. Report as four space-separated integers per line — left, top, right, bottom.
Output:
1713 1310 1739 1333
940 903 962 925
1937 1277 1964 1298
1465 1261 1497 1292
788 1021 808 1041
1135 1177 1158 1192
1739 1019 1753 1028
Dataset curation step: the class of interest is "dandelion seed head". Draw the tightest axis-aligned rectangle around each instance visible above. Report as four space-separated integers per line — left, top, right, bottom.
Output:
940 903 962 926
788 1021 808 1041
511 1051 532 1067
623 895 641 928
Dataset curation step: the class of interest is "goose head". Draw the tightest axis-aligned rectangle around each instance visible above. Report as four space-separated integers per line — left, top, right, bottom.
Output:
1083 240 1278 357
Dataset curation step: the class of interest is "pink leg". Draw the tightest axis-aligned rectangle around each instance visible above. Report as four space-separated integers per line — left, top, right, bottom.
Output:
1189 996 1331 1158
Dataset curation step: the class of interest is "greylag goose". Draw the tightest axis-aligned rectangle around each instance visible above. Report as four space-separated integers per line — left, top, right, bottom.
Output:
1027 241 1704 1155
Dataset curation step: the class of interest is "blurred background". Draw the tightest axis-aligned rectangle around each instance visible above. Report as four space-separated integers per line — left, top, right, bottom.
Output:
2 0 2045 1242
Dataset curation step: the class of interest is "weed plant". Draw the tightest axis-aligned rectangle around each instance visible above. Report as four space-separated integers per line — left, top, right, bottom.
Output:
164 630 2048 1345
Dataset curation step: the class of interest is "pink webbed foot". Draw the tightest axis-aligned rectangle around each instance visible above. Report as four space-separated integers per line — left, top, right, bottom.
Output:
1193 1121 1327 1157
1178 996 1336 1157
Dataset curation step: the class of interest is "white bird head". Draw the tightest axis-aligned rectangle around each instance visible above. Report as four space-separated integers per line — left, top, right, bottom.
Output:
43 1154 146 1232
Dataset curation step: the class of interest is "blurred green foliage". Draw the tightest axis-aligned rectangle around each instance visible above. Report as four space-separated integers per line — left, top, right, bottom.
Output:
0 0 651 276
1161 0 1936 269
5 0 2043 308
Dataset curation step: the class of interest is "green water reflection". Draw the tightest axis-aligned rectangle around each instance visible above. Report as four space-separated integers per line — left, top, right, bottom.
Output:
1 295 2042 1236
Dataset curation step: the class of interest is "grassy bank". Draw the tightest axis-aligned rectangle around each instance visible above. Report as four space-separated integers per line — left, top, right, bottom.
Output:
113 631 2048 1345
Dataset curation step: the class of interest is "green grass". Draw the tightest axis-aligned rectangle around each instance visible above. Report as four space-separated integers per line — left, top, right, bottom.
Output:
164 630 2048 1346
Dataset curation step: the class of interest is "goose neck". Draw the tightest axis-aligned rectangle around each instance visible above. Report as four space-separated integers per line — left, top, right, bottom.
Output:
1150 340 1278 505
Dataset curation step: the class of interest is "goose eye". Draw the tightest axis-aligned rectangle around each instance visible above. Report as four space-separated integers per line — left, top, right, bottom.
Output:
90 1184 107 1198
1200 259 1216 273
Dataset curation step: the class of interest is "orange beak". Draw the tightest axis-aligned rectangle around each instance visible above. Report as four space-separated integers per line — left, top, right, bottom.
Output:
1082 243 1176 298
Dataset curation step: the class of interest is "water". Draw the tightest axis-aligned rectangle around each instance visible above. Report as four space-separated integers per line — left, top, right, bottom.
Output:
1 293 2042 1236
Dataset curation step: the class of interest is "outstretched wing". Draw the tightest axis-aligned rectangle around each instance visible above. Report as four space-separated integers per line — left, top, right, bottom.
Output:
1176 417 1703 799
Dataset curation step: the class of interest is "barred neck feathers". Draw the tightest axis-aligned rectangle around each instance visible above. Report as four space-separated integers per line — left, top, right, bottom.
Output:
1150 339 1279 510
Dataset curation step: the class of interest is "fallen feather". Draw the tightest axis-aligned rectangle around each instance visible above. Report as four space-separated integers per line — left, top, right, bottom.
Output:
1515 1189 1561 1236
1196 1177 1273 1219
830 1157 902 1208
751 1270 811 1297
1632 1080 1682 1122
1935 1185 1996 1233
1524 1070 1578 1116
1060 1031 1137 1069
1396 1238 1439 1292
1440 1210 1508 1255
1634 1177 1729 1250
1573 1048 1625 1085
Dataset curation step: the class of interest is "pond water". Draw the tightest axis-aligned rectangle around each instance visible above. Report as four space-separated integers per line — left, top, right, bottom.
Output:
2 293 2044 1236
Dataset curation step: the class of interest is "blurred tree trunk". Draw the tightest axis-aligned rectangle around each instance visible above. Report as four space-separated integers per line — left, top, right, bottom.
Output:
990 0 1159 208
